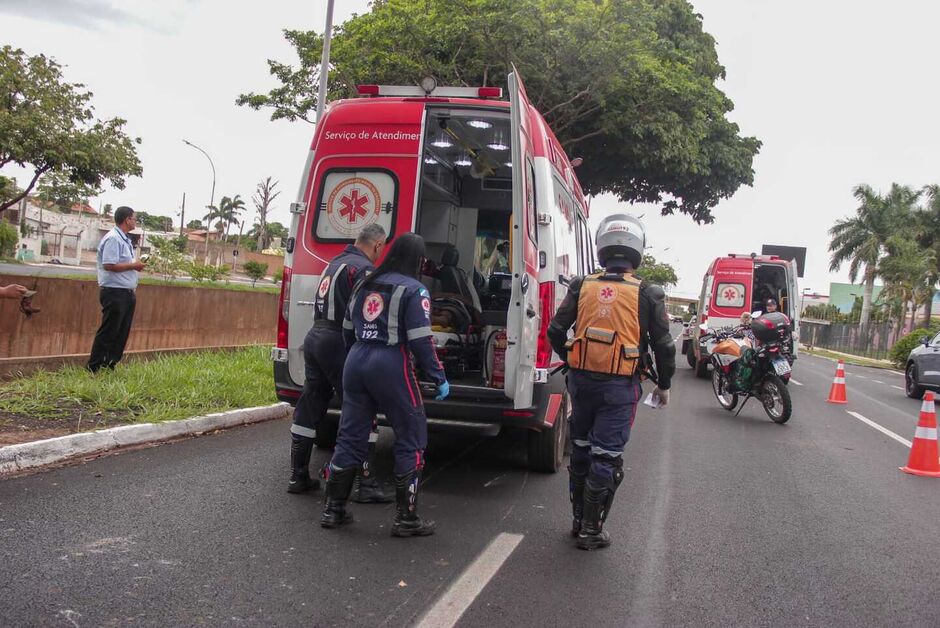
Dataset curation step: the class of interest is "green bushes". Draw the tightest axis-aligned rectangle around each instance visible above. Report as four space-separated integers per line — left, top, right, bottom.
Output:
243 260 268 286
0 220 18 258
889 323 940 368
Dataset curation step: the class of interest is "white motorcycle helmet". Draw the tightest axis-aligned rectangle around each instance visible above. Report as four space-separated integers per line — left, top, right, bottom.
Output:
595 213 646 269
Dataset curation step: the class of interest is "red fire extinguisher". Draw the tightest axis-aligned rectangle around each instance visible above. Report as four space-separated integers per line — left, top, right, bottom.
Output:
490 329 507 388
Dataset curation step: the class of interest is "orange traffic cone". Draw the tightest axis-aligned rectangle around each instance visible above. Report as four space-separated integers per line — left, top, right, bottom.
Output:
901 391 940 477
827 359 847 404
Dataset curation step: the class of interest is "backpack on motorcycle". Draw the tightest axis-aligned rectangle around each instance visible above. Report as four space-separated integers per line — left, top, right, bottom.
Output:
732 346 757 391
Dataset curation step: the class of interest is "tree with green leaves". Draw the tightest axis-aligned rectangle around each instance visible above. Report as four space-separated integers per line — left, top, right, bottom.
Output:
0 46 142 215
243 260 269 286
237 0 760 223
829 184 919 326
186 219 203 230
912 184 940 326
880 234 935 334
634 254 677 288
146 236 187 282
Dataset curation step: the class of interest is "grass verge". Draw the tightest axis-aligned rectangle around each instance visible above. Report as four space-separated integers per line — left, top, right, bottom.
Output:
802 347 896 370
0 347 277 439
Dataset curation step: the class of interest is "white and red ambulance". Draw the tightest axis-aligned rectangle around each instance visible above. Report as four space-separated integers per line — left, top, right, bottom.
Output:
272 70 596 472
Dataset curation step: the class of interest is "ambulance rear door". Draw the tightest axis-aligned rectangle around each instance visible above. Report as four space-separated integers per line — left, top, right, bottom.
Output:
506 66 540 409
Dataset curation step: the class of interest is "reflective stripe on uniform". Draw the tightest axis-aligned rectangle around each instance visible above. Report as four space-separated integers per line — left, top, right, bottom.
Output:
407 326 433 340
342 318 354 330
291 424 317 439
573 439 591 448
590 445 624 458
368 431 379 443
326 263 347 322
386 285 407 345
915 426 938 440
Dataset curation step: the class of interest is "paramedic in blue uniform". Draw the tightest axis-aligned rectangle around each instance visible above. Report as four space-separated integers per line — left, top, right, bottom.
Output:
287 224 389 503
547 214 676 550
321 233 448 537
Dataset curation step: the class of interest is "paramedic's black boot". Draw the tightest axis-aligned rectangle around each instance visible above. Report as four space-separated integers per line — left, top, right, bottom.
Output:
577 482 612 550
351 459 393 504
577 469 622 551
287 435 319 494
569 466 587 538
391 470 436 537
320 464 356 529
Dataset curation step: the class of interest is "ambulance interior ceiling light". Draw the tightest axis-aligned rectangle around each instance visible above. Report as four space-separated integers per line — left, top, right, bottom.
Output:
487 141 509 151
455 154 473 167
467 119 492 129
423 156 439 165
430 134 453 148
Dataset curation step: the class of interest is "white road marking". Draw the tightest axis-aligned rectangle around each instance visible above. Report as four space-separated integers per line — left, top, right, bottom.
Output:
855 375 867 379
416 533 524 628
873 380 885 384
892 385 905 391
846 411 912 448
790 378 804 386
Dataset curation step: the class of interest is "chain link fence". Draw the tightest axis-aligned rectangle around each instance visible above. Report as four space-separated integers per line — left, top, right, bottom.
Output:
800 320 900 360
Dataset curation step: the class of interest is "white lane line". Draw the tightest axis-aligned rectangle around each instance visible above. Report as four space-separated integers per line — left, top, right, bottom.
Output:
846 411 912 448
416 533 524 628
855 375 867 379
790 378 804 386
892 385 905 391
873 380 885 384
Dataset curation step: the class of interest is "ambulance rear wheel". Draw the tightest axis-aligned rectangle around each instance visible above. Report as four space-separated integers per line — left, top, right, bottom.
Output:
315 416 338 450
528 394 569 473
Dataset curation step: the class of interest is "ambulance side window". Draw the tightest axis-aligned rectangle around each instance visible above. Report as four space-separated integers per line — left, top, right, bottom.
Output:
312 168 398 242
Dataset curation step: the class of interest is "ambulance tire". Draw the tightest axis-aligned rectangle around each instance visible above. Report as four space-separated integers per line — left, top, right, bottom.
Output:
527 394 569 473
314 416 338 450
694 355 710 379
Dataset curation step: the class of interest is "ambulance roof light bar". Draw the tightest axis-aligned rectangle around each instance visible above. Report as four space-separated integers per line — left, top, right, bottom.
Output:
356 84 503 99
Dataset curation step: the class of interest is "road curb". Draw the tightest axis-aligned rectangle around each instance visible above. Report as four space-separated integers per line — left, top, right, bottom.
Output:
0 402 291 476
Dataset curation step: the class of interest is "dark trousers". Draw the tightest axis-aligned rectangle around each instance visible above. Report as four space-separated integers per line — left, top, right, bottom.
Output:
332 343 427 475
88 287 136 372
568 370 642 489
291 327 347 440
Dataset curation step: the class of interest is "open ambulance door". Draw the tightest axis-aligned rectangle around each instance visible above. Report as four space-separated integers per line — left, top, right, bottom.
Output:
506 66 540 409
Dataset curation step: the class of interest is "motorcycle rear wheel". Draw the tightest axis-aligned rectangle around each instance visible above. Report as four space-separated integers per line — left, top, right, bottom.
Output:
762 376 792 424
711 362 738 411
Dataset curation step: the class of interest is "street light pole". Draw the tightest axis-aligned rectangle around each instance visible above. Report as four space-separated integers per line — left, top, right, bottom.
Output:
315 0 336 125
182 139 216 265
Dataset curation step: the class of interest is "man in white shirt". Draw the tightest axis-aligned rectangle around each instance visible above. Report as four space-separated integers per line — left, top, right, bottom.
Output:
87 206 145 372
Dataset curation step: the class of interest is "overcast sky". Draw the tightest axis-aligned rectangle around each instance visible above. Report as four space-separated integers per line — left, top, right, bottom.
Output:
2 0 939 298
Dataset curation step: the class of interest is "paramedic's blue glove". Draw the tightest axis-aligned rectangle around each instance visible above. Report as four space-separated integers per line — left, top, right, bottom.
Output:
434 381 450 401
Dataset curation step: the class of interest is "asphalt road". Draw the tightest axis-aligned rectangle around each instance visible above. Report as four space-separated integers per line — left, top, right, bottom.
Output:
2 329 940 626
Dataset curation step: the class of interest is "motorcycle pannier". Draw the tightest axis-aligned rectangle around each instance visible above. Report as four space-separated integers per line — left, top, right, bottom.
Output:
752 312 792 344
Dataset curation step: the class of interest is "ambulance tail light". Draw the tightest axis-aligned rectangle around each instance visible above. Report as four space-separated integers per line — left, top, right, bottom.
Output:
277 267 292 349
478 87 503 98
536 281 555 368
357 84 380 96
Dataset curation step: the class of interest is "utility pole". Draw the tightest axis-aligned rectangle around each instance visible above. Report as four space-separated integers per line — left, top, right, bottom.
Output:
315 0 335 125
179 192 186 237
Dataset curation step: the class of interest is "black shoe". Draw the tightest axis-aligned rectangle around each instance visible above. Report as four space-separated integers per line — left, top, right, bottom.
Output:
287 435 319 493
391 470 435 537
576 528 611 550
321 465 357 529
352 471 394 504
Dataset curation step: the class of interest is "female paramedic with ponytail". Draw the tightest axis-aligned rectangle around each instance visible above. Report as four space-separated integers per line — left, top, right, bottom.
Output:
321 233 448 537
547 214 676 551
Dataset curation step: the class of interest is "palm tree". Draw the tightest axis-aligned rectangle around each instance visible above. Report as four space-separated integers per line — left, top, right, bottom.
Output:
880 235 935 334
216 195 245 240
912 184 940 326
829 184 919 326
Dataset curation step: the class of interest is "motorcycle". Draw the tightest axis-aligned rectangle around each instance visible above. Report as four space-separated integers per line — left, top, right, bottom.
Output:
701 313 794 423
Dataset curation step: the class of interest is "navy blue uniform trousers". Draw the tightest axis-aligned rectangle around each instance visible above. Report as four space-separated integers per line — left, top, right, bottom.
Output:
332 343 427 475
568 370 642 488
291 326 346 439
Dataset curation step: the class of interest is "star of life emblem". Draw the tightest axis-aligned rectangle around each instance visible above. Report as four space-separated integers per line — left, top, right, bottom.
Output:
317 275 331 298
363 292 384 322
326 177 381 237
597 285 618 304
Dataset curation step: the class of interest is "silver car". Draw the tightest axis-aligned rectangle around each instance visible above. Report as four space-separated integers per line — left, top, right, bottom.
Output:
905 332 940 398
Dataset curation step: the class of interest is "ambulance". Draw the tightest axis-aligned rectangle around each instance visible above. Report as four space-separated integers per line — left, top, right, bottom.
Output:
271 70 597 472
687 253 801 377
